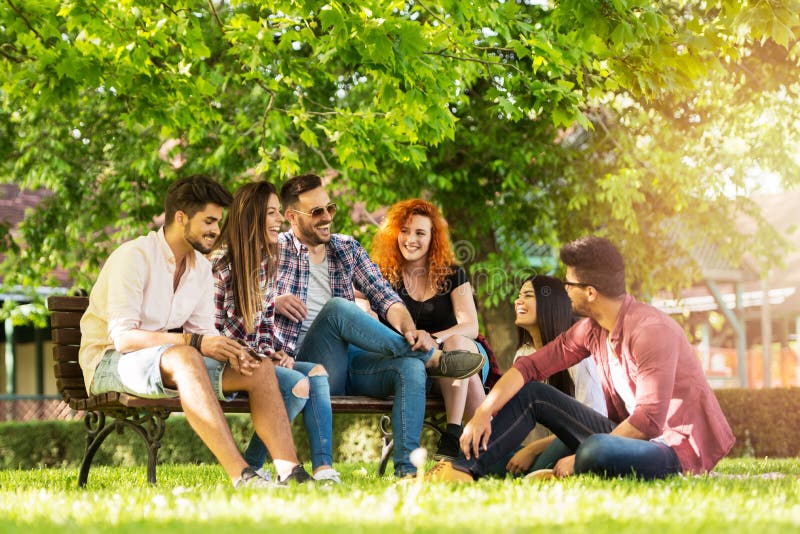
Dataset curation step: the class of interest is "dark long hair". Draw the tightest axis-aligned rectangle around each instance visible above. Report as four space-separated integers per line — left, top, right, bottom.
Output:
516 274 576 397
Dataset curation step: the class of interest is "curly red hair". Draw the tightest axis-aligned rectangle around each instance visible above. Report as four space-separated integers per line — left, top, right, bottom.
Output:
371 199 456 292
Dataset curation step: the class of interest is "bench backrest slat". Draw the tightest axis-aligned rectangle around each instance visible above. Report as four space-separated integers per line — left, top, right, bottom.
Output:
52 329 82 346
53 345 80 362
48 296 89 408
50 311 82 329
48 296 90 312
53 361 83 379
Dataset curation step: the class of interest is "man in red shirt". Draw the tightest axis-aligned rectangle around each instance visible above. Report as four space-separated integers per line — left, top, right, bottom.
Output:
428 236 735 481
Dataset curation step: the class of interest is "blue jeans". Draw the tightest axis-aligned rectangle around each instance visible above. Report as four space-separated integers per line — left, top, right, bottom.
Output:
244 361 333 471
457 381 681 480
296 297 432 477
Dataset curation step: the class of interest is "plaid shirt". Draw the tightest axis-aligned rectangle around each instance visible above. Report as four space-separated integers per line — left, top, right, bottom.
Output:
273 230 402 356
211 250 277 358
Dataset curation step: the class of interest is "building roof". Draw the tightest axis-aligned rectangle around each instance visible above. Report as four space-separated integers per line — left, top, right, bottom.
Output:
653 190 800 317
0 184 71 299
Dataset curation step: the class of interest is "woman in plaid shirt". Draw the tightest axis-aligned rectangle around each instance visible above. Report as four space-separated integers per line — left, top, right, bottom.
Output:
211 181 339 485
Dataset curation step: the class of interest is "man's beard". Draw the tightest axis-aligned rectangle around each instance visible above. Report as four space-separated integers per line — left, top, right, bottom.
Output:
185 226 217 254
297 218 331 246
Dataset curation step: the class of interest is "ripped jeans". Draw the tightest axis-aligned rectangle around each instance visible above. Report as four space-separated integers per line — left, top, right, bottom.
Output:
244 361 332 471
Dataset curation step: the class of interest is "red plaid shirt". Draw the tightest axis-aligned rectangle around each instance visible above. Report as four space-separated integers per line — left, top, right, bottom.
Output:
272 230 402 356
211 250 277 357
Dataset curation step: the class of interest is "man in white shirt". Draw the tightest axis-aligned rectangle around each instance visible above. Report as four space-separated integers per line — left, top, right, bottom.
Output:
79 175 309 488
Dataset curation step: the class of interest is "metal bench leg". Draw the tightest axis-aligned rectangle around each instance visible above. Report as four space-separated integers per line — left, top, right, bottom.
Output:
79 411 112 488
423 412 446 439
378 415 393 476
79 409 169 487
378 413 448 476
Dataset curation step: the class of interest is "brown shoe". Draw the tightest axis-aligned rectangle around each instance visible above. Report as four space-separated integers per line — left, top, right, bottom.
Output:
524 468 555 480
425 460 475 483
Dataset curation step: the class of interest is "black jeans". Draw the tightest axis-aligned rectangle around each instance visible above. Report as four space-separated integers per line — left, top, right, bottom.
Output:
456 381 681 480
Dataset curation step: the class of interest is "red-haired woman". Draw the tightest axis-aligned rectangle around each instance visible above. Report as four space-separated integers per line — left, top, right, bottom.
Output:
371 199 488 460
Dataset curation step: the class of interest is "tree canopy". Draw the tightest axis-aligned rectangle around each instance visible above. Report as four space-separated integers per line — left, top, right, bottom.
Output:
2 1 799 354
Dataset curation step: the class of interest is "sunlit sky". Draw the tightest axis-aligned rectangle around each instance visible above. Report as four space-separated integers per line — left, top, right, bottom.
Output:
724 169 785 198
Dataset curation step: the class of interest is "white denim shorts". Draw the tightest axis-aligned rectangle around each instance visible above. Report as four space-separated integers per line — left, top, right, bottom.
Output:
90 344 234 401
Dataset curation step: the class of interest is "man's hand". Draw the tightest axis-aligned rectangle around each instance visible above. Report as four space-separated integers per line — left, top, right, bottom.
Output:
200 335 261 376
271 350 295 369
404 329 437 352
275 294 308 322
460 408 492 460
553 454 576 478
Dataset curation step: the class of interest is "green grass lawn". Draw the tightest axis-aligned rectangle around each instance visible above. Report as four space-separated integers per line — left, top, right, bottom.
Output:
1 458 798 533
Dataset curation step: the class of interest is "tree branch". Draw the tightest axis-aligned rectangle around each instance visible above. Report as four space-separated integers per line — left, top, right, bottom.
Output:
274 108 341 116
89 4 132 38
206 0 225 33
424 50 524 75
416 0 450 28
310 145 341 175
0 45 24 63
473 45 516 53
260 91 276 149
6 0 44 43
273 107 386 118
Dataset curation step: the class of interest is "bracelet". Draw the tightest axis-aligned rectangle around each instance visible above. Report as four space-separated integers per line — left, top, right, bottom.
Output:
190 333 200 351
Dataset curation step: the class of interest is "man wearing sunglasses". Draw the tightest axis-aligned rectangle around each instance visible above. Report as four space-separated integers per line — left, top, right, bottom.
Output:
428 235 734 482
271 173 485 479
80 175 304 489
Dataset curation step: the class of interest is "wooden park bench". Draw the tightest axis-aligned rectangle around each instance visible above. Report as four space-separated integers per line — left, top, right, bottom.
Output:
48 296 445 486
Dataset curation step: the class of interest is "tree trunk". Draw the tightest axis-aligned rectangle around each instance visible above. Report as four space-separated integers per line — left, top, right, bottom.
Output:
480 301 518 371
449 206 518 371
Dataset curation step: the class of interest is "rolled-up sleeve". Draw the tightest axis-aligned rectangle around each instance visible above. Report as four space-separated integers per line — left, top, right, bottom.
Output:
513 319 593 383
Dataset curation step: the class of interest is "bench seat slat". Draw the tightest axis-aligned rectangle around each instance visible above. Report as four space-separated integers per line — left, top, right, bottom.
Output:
62 387 90 401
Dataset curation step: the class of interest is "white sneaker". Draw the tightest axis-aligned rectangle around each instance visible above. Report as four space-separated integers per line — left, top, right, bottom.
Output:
234 466 275 489
255 467 273 482
313 467 342 484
